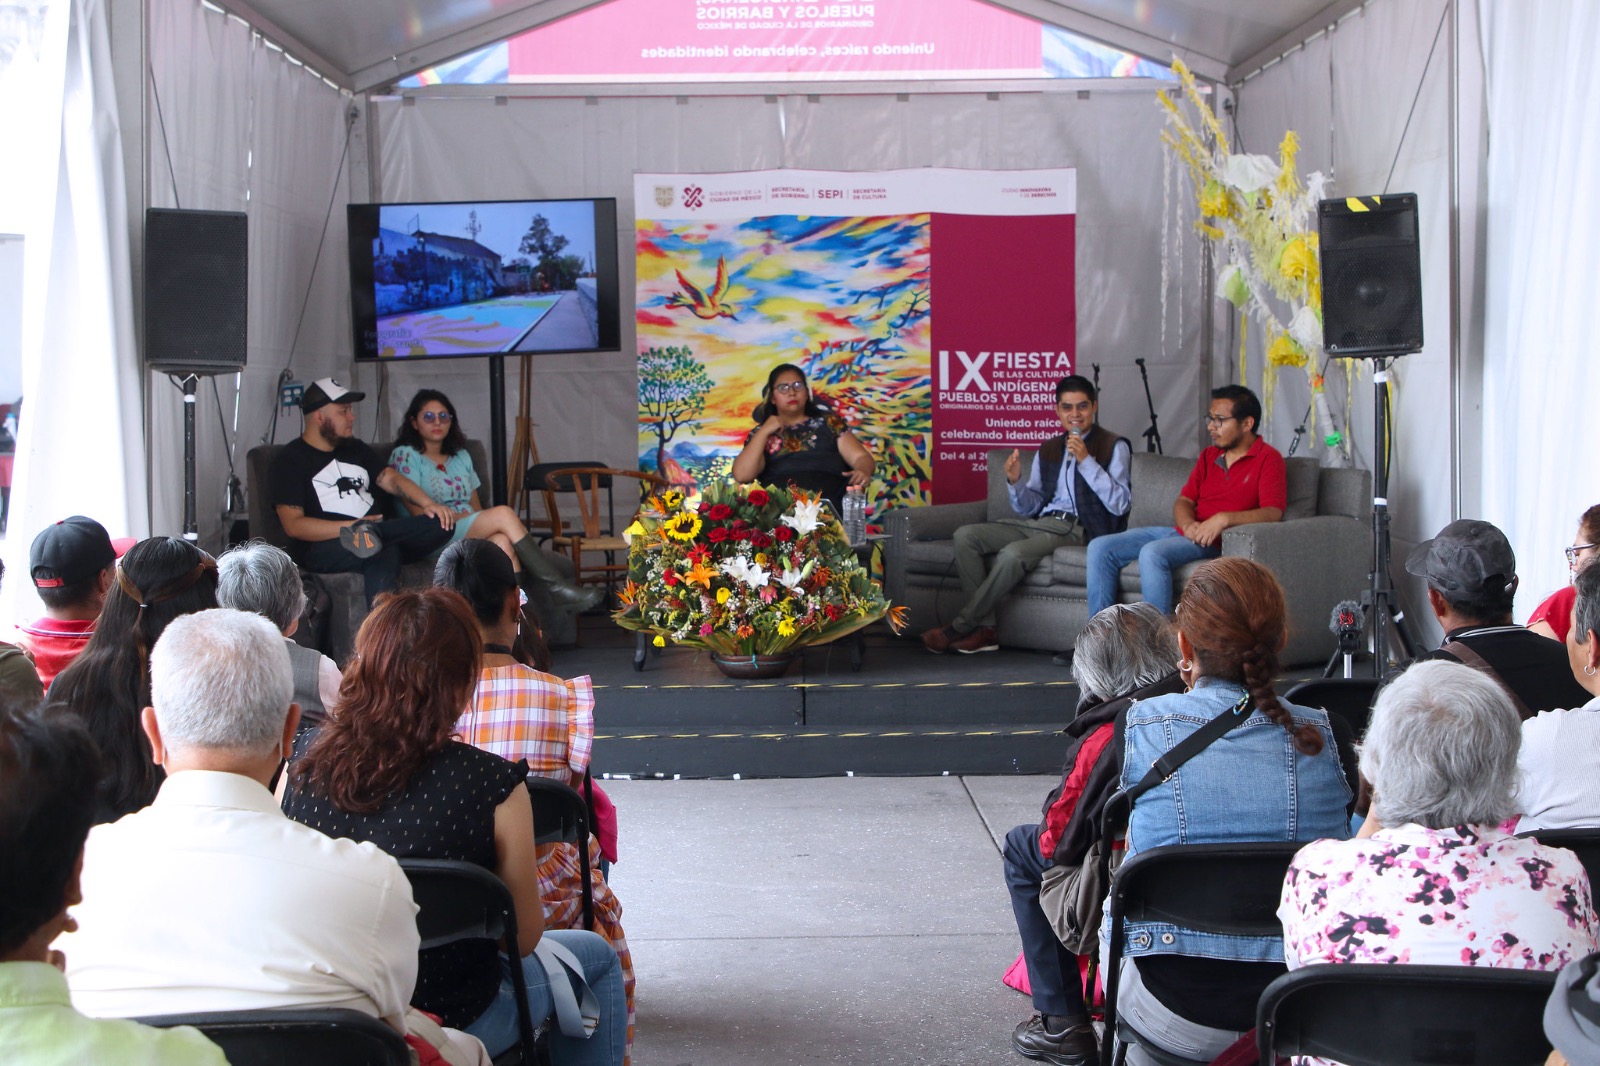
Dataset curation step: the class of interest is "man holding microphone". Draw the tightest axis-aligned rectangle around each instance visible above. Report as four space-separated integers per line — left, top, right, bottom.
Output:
922 375 1132 655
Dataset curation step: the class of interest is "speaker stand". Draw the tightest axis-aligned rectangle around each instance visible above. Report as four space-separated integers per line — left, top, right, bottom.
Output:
181 374 200 543
1363 358 1419 675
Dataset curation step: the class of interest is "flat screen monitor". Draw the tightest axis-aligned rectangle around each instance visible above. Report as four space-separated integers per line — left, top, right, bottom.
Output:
348 197 620 360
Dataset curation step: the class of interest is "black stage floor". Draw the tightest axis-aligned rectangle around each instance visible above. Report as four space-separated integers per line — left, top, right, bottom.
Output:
551 622 1332 779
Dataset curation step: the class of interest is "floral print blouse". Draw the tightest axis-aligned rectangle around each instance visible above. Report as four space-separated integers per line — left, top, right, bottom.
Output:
1280 823 1597 970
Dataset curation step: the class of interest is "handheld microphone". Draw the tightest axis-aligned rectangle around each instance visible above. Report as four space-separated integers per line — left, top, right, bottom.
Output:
1330 599 1364 654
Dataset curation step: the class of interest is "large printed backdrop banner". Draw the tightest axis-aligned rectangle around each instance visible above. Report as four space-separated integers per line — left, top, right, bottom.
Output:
634 167 1075 510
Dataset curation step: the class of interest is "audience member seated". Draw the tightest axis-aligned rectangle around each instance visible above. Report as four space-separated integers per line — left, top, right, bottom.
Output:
1003 602 1181 1066
217 541 341 728
434 540 635 1044
0 559 43 706
55 609 487 1062
1106 557 1354 1065
1404 518 1588 716
1546 950 1600 1066
280 588 627 1065
16 516 127 690
921 374 1131 657
1517 565 1600 833
1085 385 1285 619
1281 660 1596 983
731 362 874 517
0 703 225 1065
391 389 601 619
44 537 216 823
1529 504 1600 642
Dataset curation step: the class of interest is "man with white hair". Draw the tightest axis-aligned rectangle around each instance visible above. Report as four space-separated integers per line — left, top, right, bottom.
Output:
56 609 481 1060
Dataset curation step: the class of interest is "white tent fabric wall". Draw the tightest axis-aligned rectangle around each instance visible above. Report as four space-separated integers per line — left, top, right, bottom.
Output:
1231 0 1467 644
370 87 1204 507
1480 0 1600 621
0 0 147 628
144 0 353 548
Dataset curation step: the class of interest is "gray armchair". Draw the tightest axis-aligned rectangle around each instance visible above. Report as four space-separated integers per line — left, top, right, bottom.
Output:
881 449 1372 665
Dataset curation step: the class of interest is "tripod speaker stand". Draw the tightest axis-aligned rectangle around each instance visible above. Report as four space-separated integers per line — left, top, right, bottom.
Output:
1320 193 1424 676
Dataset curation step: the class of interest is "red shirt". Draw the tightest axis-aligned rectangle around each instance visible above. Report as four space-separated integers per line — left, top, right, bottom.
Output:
1177 437 1288 525
1529 584 1577 642
14 617 95 691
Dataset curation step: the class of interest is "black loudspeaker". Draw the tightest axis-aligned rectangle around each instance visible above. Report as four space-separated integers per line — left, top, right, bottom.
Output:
144 208 248 373
1318 194 1423 357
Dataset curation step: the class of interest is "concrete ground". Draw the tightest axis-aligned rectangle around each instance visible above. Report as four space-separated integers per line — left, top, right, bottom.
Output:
603 774 1054 1065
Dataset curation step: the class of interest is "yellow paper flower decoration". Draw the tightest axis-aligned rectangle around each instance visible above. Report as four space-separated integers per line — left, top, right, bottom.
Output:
1199 178 1231 219
1277 234 1319 297
662 512 702 542
1267 333 1308 370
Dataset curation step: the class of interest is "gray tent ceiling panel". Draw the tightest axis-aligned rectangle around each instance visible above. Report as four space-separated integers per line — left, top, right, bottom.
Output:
217 0 1365 91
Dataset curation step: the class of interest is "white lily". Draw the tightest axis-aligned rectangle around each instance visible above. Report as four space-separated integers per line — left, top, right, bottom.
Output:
777 567 806 592
780 497 826 537
720 556 768 589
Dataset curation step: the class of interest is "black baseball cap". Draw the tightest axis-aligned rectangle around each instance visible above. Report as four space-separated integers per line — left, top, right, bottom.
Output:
301 377 366 414
31 516 124 588
1405 519 1517 597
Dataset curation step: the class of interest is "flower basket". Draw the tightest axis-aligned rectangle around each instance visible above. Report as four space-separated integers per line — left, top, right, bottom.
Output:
613 481 906 658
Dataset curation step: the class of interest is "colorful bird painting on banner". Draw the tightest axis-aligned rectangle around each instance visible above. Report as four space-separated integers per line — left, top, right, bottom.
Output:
667 256 739 320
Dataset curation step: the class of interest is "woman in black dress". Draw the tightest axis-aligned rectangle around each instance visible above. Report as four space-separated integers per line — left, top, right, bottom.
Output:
730 362 874 515
279 587 626 1065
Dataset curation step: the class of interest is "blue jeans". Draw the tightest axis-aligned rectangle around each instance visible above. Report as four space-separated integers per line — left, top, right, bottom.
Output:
463 929 626 1065
1002 823 1087 1020
296 513 452 605
1085 526 1218 617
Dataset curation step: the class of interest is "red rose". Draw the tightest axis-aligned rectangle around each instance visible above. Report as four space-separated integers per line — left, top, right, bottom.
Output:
708 503 733 520
698 501 712 514
747 488 770 506
774 526 795 543
750 531 773 549
733 527 752 541
707 526 731 543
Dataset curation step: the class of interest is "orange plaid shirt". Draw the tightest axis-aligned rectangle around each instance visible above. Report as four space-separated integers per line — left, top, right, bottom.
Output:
457 665 595 780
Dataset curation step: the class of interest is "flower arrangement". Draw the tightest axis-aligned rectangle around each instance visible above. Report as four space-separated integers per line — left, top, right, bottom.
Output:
1160 58 1353 454
613 480 905 656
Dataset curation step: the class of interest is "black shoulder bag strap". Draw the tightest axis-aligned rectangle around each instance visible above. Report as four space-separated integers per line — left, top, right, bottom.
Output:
1441 639 1536 720
1100 694 1254 840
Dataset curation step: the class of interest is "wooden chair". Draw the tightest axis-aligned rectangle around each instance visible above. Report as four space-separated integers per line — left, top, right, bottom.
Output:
543 467 665 598
522 460 605 543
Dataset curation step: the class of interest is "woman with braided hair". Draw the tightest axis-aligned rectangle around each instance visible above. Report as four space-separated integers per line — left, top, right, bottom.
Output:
1106 557 1355 1066
45 538 218 823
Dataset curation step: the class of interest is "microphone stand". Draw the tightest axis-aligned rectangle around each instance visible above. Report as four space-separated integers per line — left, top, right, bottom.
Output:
1135 358 1162 454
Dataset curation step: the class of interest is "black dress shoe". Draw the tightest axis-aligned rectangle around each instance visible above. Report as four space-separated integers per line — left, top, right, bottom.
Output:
1011 1014 1098 1065
1052 648 1074 669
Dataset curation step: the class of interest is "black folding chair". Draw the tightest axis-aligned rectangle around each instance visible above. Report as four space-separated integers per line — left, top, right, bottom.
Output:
1257 963 1558 1065
1518 827 1600 905
399 858 543 1066
1100 841 1305 1066
133 1008 408 1066
527 773 596 932
1283 677 1381 738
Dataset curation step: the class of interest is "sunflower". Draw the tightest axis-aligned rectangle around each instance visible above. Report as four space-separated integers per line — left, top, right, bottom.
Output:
662 512 703 542
661 489 685 511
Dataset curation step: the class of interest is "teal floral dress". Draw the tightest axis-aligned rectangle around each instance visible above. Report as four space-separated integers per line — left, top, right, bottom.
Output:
388 444 481 543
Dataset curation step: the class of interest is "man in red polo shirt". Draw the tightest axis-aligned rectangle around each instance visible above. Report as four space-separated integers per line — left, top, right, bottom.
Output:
1085 385 1286 616
15 517 129 690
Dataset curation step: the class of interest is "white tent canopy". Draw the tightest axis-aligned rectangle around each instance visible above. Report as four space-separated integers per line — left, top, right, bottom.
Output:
5 0 1592 643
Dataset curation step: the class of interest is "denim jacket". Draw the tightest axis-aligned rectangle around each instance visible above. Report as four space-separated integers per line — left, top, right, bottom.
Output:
1112 677 1352 964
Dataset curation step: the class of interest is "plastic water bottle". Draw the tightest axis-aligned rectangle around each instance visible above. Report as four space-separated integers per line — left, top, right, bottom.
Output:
843 486 866 547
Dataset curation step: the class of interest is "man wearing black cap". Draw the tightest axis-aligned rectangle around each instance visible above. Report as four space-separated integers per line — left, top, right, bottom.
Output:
1405 518 1588 717
15 516 122 690
269 377 455 604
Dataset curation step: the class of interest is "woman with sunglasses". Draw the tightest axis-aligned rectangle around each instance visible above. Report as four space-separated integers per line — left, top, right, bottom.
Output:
1529 504 1600 642
390 389 600 614
730 363 873 515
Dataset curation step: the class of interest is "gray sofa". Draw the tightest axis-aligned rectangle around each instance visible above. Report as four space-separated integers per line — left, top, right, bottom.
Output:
881 449 1372 666
246 439 577 662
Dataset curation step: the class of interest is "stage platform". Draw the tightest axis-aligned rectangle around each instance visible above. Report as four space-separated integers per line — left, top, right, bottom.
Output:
555 621 1336 780
554 622 1081 779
